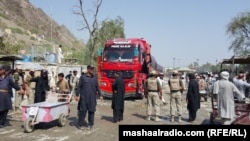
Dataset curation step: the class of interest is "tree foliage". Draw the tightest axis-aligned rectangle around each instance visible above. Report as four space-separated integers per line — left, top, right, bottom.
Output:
82 17 125 65
226 11 250 56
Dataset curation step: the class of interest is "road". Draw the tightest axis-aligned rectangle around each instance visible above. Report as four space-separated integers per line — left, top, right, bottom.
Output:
1 83 213 141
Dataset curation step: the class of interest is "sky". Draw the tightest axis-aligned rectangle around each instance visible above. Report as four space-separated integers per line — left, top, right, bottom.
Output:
29 0 250 68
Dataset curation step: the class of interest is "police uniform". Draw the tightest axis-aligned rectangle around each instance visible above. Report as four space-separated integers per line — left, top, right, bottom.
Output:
13 70 24 111
0 65 21 127
144 70 162 122
25 71 36 104
168 70 184 123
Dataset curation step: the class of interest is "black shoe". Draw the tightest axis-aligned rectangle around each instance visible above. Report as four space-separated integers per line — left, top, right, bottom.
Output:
87 126 92 130
188 119 195 122
77 125 86 130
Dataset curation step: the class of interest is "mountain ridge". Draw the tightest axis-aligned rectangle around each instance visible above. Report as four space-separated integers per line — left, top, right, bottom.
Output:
0 0 84 57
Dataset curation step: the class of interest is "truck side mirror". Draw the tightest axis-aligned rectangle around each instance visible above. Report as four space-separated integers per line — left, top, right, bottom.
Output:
97 48 102 56
134 48 139 56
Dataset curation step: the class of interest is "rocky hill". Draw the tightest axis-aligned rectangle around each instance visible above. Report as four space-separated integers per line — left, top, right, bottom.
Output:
0 0 84 57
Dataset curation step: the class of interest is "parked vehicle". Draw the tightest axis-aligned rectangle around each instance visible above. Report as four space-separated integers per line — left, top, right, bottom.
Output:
97 38 163 99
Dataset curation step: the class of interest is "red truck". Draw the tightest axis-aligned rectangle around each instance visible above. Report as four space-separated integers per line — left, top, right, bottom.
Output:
97 38 163 99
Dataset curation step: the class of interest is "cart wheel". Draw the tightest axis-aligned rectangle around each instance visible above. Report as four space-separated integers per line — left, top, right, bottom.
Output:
24 118 35 133
58 113 68 127
209 113 214 125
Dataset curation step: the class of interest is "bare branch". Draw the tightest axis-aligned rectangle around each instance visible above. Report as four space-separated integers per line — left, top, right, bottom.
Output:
77 0 92 35
91 0 102 36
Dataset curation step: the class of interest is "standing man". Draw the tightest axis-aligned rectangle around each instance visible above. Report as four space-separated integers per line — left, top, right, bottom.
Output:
168 70 184 123
29 69 50 103
25 70 36 104
144 70 162 122
213 71 243 125
13 68 25 112
56 73 70 102
0 65 24 128
157 72 167 105
186 73 200 122
70 70 79 96
57 45 64 64
111 71 125 123
233 71 250 101
65 71 72 91
75 65 103 130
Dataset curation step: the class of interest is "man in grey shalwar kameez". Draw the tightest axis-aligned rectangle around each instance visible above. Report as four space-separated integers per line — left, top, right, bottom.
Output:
213 71 243 125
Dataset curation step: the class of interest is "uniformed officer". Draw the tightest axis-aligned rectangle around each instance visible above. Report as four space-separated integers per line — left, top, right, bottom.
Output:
168 70 184 123
0 65 24 127
144 70 162 122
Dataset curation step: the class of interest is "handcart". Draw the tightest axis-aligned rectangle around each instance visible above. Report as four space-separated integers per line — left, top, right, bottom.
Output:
21 91 73 133
210 94 250 125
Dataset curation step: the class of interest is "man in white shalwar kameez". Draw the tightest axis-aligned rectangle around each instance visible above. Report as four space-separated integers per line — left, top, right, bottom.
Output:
213 71 243 125
58 45 64 64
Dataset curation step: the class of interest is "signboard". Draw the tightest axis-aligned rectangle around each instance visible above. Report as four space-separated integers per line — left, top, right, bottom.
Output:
110 44 132 48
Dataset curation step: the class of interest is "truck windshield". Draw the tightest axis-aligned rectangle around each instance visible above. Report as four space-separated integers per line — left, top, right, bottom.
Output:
103 45 136 62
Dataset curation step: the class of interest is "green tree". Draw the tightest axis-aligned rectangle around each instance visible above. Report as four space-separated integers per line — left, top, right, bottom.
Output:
81 16 125 65
98 16 125 42
226 11 250 56
92 17 125 64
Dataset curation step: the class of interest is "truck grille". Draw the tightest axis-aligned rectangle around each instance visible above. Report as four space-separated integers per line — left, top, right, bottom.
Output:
105 70 134 79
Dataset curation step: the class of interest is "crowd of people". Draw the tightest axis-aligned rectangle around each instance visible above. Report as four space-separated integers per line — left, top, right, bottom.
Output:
1 62 250 129
143 68 249 125
0 65 82 128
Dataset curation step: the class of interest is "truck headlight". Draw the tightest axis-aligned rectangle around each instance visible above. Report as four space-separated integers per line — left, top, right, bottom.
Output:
128 83 135 88
101 82 107 86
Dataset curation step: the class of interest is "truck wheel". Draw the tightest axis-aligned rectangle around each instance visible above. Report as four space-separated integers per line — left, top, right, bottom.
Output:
58 113 68 127
24 118 35 133
137 94 143 99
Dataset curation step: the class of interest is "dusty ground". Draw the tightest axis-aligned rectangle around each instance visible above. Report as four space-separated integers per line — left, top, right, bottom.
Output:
1 82 212 141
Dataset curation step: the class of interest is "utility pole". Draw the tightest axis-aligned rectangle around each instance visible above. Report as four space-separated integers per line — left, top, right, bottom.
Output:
173 57 175 69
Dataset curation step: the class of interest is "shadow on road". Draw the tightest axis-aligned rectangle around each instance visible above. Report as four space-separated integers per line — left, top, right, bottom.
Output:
68 116 80 129
100 116 113 123
131 113 147 120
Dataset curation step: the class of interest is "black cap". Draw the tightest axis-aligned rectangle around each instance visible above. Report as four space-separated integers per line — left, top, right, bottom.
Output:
87 65 94 70
41 69 48 74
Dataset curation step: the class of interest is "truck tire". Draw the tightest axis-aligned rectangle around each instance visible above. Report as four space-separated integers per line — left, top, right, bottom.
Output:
58 113 68 127
24 118 35 133
138 93 144 99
